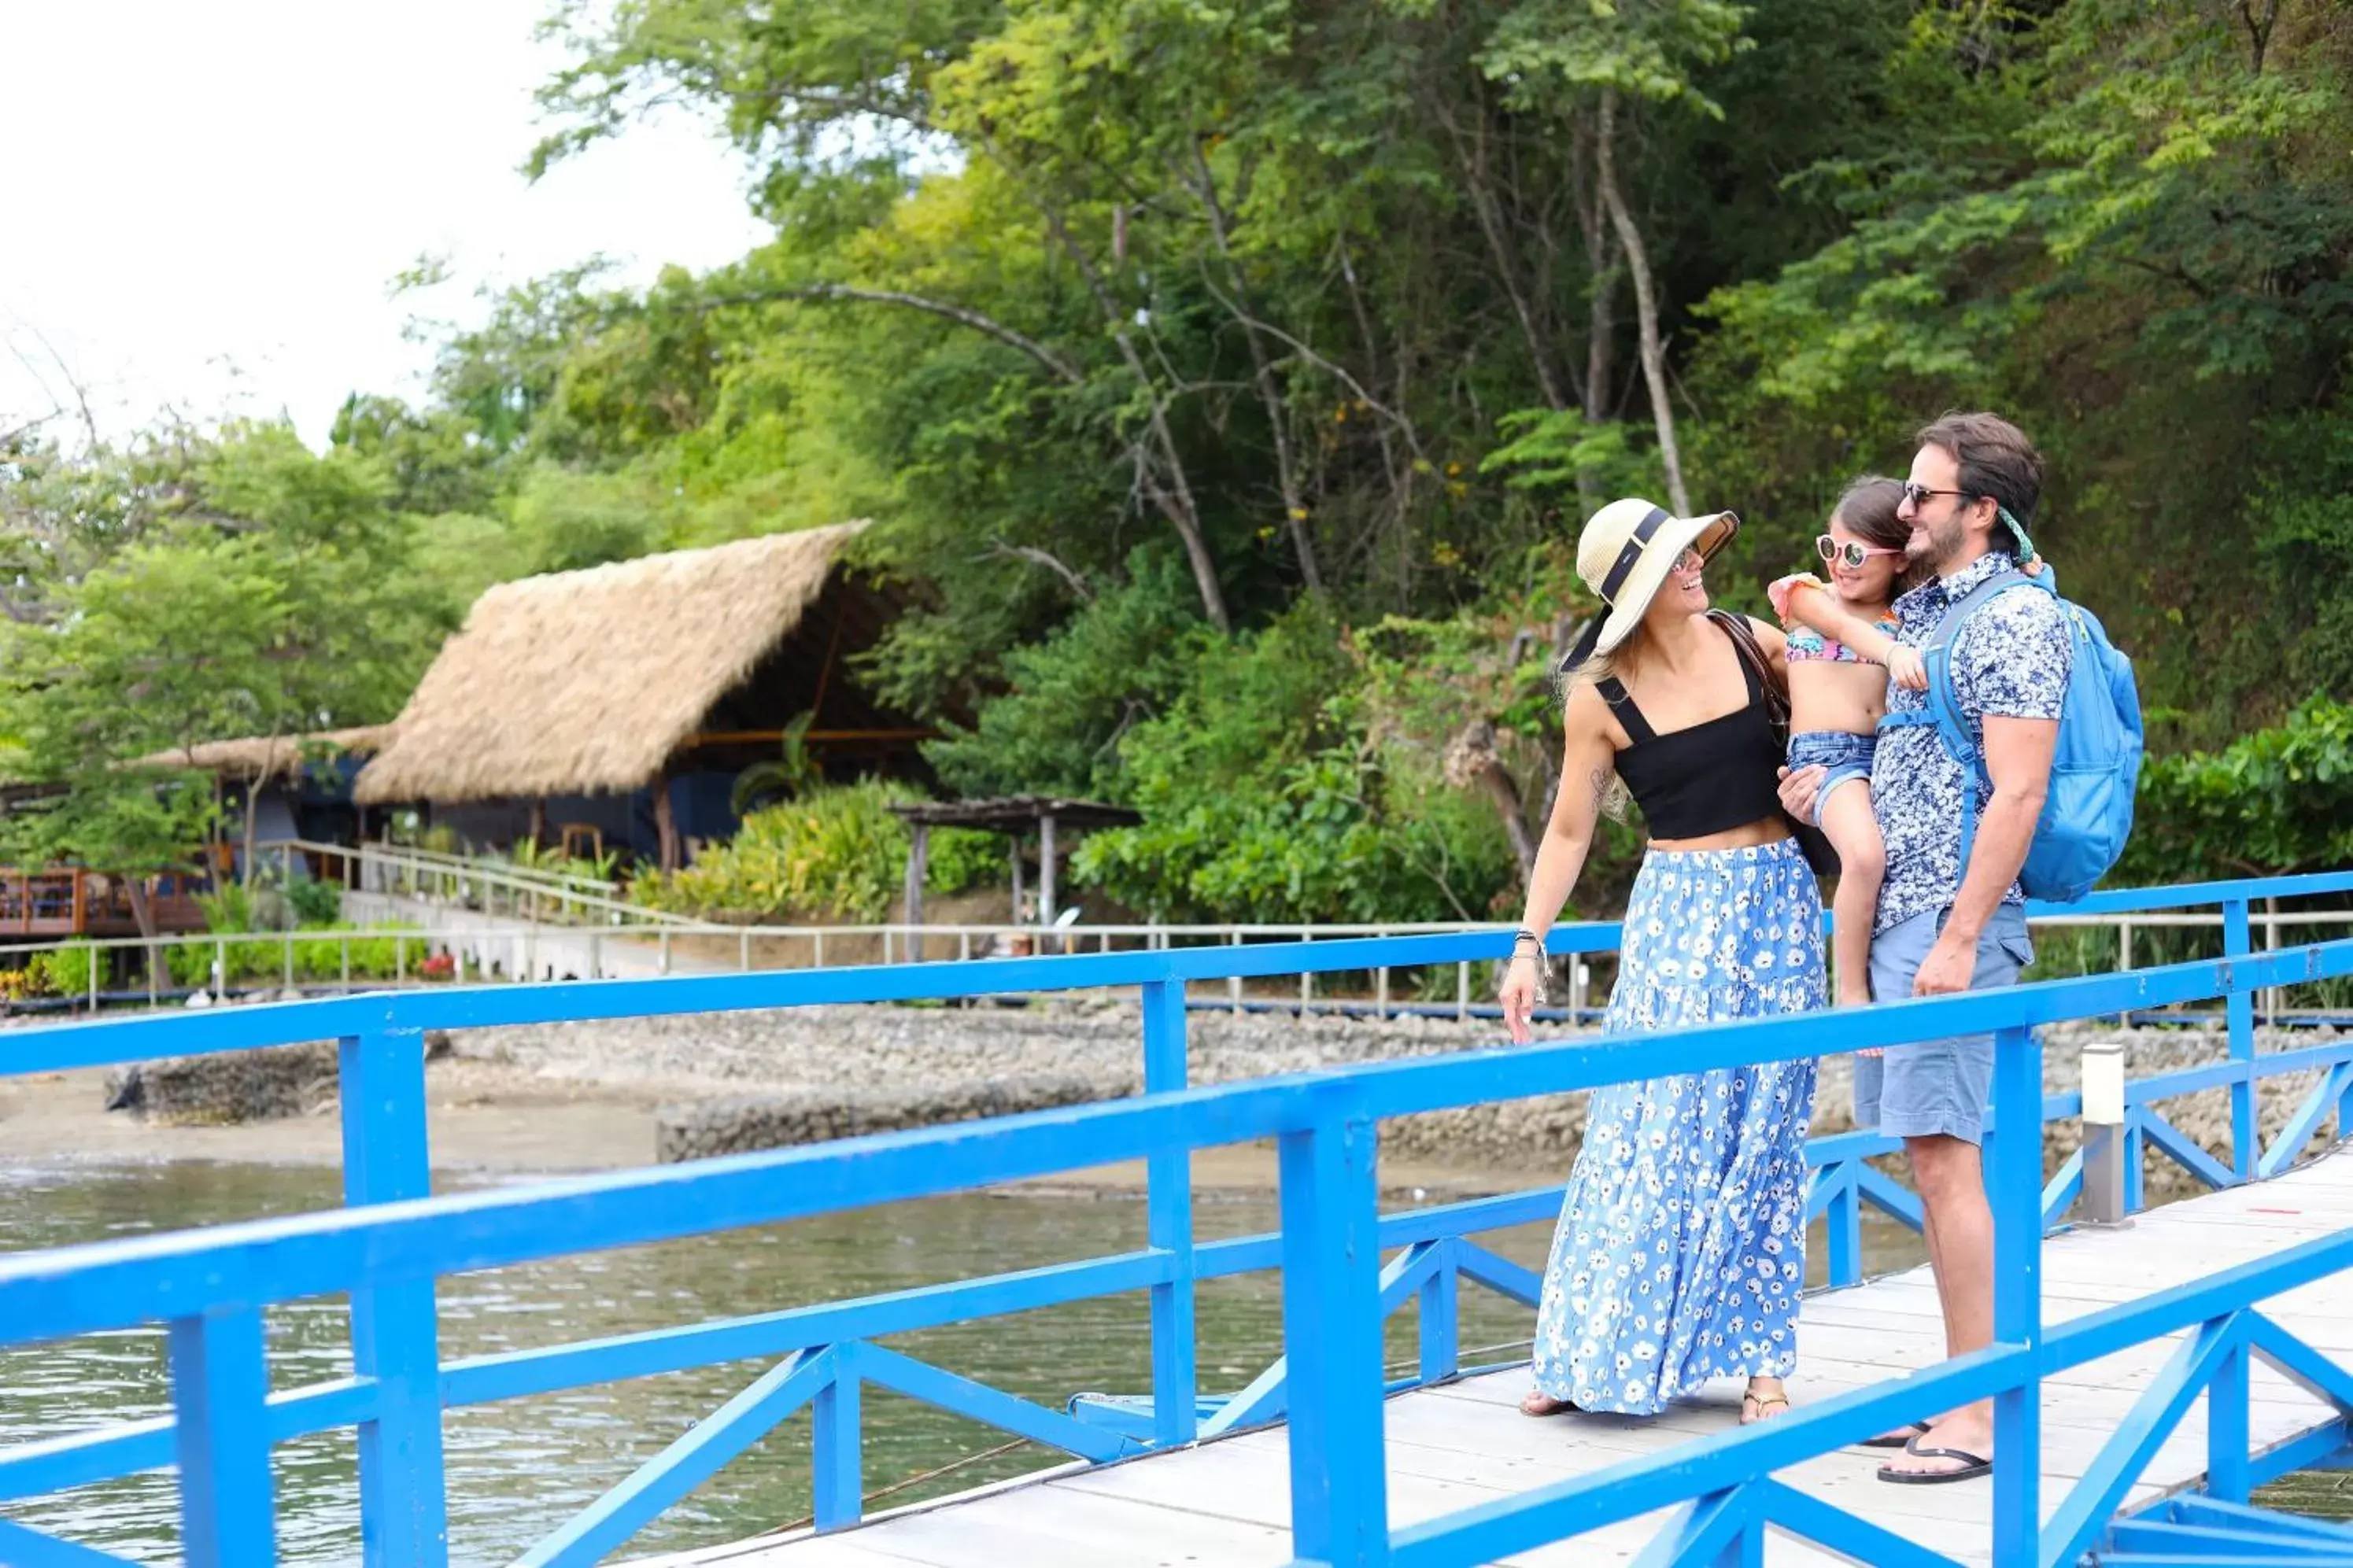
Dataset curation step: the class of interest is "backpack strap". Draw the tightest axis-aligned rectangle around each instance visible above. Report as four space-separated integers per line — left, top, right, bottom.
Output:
1878 566 2058 873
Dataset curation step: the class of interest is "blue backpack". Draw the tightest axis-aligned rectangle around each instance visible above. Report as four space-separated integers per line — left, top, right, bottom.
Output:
1879 566 2143 904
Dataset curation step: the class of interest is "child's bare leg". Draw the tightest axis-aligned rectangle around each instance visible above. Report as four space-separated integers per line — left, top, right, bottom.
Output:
1820 781 1886 1010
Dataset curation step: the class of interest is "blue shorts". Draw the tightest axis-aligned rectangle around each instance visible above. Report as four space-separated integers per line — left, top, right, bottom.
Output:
1786 729 1876 826
1856 905 2034 1146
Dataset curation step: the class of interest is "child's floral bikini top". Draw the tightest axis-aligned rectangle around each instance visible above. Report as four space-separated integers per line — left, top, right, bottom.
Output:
1768 573 1899 667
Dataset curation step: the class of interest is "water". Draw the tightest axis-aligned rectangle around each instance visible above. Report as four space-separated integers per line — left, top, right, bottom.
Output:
0 1164 1921 1566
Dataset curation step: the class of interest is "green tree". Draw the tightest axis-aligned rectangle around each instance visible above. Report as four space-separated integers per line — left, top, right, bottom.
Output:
0 539 284 967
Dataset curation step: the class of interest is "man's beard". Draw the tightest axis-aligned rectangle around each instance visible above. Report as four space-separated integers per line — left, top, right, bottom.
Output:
1904 511 1969 573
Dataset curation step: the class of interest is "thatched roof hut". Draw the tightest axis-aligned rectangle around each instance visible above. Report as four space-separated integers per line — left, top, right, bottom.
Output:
353 523 922 867
134 725 397 784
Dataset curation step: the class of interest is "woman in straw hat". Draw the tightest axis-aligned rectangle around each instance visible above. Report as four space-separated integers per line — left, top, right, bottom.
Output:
1500 496 1826 1425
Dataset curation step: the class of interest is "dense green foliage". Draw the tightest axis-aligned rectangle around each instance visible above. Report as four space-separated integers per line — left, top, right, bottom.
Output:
6 1 2349 918
2123 699 2353 883
631 784 997 922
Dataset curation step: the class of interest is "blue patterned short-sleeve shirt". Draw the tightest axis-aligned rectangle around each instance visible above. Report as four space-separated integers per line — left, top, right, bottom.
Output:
1871 552 2072 934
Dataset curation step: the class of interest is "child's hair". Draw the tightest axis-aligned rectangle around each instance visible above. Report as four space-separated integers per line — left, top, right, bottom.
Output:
1832 474 1926 598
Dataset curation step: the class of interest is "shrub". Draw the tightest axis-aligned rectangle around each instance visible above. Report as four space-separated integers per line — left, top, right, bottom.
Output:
1066 600 1518 924
285 877 344 926
634 781 918 922
1076 750 1513 924
632 783 1008 922
2120 696 2353 884
28 943 101 998
923 827 1003 897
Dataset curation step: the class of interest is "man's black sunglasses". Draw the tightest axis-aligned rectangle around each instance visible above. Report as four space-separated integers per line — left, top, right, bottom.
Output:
1900 481 1979 510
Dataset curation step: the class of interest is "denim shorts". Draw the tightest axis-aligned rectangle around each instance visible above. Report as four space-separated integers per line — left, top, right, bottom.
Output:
1786 729 1876 826
1856 905 2035 1146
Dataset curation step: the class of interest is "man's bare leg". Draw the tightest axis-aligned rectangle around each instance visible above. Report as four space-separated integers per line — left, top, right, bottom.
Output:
1883 1133 1997 1475
1864 1140 1953 1446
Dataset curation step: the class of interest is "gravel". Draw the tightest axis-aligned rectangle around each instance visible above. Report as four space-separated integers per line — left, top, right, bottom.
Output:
88 991 2342 1197
437 1001 2346 1189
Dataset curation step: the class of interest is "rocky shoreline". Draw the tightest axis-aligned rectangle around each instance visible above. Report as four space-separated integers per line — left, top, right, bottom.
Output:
99 998 2336 1200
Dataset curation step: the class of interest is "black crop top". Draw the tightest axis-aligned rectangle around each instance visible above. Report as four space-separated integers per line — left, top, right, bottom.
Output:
1596 619 1786 840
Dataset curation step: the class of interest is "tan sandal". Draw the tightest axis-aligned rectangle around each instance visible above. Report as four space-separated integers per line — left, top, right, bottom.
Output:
1740 1390 1790 1426
1519 1390 1578 1417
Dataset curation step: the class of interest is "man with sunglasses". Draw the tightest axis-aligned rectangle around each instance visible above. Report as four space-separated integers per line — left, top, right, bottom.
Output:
1780 411 2070 1486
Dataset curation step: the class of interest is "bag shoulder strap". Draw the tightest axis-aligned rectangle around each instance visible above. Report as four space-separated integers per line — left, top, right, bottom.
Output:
1708 610 1781 722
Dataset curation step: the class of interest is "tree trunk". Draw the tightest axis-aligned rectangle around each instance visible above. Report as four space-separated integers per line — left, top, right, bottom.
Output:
1572 116 1621 515
1039 205 1232 634
241 781 262 889
1444 721 1541 884
1594 91 1691 518
125 876 161 996
654 773 680 874
527 798 547 853
1442 101 1569 412
1188 143 1324 592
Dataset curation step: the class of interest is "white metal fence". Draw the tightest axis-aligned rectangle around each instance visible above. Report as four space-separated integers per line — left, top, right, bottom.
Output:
258 839 689 927
6 904 2350 1027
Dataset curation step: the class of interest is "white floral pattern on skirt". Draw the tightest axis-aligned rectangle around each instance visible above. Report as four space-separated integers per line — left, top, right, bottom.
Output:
1531 839 1825 1415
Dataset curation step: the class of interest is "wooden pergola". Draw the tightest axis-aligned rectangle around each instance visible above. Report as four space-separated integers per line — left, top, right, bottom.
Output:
887 796 1140 950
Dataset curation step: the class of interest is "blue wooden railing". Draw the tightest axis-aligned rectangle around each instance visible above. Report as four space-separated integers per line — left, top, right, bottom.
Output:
2 872 2351 1568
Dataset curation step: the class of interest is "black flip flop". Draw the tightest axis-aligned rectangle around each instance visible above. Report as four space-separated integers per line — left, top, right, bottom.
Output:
1858 1421 1930 1450
1878 1434 1992 1485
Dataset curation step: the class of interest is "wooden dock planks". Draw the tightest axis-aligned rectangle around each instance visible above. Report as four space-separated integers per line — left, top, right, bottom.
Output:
636 1147 2353 1567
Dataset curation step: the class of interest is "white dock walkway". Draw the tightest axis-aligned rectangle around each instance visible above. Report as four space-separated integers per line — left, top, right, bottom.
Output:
645 1146 2353 1567
341 892 718 981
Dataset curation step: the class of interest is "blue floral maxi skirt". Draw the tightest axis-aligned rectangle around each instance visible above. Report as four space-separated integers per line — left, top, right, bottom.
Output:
1531 840 1826 1415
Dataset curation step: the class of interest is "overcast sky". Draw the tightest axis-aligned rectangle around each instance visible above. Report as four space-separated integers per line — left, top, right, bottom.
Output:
0 0 771 449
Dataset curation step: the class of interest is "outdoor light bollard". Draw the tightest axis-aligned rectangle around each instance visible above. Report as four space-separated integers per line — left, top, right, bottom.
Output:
2082 1038 2130 1227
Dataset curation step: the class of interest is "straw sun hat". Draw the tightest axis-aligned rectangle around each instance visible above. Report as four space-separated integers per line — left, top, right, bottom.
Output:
1560 497 1740 671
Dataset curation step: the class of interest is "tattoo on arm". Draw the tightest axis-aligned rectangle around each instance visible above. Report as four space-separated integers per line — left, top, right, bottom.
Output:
1586 766 1609 812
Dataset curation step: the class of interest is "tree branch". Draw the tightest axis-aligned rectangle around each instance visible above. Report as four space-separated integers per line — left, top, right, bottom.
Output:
705 285 1085 386
1195 275 1426 459
2238 0 2279 72
1183 138 1324 592
985 541 1094 603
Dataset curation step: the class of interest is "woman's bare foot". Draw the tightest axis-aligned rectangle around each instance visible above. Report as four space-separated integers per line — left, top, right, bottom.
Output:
1520 1389 1576 1417
1740 1378 1791 1425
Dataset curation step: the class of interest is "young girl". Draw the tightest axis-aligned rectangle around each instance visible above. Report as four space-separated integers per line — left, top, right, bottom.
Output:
1765 476 1926 1007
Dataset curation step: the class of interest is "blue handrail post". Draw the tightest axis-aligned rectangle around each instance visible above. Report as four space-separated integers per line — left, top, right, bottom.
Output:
2123 1108 2146 1216
1417 1239 1460 1384
2207 1319 2252 1503
1141 977 1198 1447
169 1307 278 1568
1278 1101 1388 1567
813 1352 865 1531
1824 1163 1860 1290
1989 1024 2043 1560
338 1028 450 1568
2225 898 2258 1180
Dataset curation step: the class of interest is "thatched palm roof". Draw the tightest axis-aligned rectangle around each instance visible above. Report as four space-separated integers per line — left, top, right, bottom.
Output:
354 523 869 805
133 725 397 784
